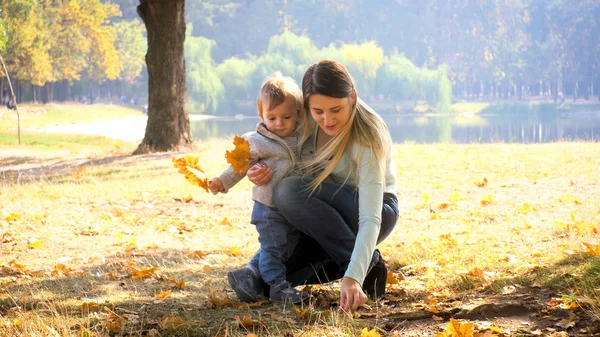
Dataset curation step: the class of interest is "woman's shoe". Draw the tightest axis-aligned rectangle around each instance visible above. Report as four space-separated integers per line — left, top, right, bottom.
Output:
362 250 387 299
227 266 264 302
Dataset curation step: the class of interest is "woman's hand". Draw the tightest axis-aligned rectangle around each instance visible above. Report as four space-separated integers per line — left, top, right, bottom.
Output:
247 164 273 186
339 277 367 312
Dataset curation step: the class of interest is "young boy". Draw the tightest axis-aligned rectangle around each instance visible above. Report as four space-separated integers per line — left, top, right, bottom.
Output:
209 73 309 303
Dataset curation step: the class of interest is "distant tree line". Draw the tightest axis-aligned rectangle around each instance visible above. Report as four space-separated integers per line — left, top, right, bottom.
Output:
1 0 598 113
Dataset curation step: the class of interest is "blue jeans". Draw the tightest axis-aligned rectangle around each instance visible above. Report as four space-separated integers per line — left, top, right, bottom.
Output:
250 176 399 288
250 201 299 285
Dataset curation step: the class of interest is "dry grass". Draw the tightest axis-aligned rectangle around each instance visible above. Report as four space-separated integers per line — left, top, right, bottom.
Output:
1 140 600 336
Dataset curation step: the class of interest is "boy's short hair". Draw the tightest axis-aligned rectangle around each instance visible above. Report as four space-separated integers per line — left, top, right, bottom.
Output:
257 72 303 118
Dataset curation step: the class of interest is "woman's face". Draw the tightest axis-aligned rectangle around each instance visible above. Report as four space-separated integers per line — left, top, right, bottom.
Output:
308 94 353 137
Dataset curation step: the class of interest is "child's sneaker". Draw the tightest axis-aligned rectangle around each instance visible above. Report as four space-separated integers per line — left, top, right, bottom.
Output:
269 280 309 303
227 265 264 302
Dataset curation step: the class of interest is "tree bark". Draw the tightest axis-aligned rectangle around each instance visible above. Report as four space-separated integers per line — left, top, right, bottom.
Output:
133 0 192 155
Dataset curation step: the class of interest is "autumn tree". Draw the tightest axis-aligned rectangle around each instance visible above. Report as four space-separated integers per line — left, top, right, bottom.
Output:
133 0 192 154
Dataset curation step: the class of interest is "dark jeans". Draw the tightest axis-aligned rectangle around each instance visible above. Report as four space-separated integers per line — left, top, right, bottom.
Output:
250 201 299 285
250 176 399 288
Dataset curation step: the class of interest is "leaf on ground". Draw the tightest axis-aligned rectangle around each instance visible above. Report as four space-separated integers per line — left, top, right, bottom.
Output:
386 271 405 284
155 290 172 299
359 328 381 337
51 263 72 277
225 136 252 175
229 246 242 256
558 194 582 204
438 203 450 210
519 203 531 214
27 237 45 249
4 213 22 222
436 318 474 337
235 315 263 328
81 302 101 313
582 242 600 256
172 155 210 192
467 268 484 278
160 315 187 329
163 277 185 289
186 250 209 258
131 267 158 279
474 177 488 187
208 291 230 307
480 194 494 206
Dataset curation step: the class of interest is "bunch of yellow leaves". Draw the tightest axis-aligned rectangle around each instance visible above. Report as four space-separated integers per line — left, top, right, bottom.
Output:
225 136 252 175
172 155 209 192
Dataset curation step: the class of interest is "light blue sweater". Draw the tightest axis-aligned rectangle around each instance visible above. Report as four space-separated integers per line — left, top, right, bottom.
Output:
305 132 397 285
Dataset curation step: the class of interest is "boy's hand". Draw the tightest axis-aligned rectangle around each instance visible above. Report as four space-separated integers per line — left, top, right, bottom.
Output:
247 163 273 186
209 178 224 195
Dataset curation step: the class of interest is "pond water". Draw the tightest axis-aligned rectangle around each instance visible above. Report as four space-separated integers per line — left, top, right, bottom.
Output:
191 111 600 144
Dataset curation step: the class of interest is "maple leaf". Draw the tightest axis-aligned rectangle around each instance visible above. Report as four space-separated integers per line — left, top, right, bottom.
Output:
436 318 474 337
155 290 172 299
359 328 381 337
131 267 158 279
172 155 209 192
225 136 252 175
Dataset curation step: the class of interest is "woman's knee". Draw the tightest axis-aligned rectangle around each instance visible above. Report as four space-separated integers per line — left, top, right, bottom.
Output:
273 176 307 208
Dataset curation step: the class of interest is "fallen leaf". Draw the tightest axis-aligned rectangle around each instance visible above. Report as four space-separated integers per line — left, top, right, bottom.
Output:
229 246 242 256
235 315 263 328
386 271 405 284
51 264 72 277
131 267 158 279
27 238 45 249
208 291 230 307
438 203 450 210
582 242 600 256
4 213 22 222
474 177 488 187
160 315 187 329
186 250 208 258
155 290 172 299
225 136 252 175
359 328 381 337
480 194 494 206
519 203 531 214
436 318 474 337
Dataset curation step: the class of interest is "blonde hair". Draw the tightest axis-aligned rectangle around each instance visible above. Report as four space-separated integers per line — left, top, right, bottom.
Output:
256 72 303 123
300 60 391 192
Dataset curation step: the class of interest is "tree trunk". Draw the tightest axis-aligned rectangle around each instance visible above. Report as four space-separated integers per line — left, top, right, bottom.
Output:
133 0 192 155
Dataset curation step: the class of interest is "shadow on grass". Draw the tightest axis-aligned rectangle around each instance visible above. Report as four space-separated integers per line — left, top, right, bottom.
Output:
448 253 600 308
0 246 314 337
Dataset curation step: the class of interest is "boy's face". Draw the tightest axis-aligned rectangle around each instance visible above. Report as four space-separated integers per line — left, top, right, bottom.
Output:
261 96 297 137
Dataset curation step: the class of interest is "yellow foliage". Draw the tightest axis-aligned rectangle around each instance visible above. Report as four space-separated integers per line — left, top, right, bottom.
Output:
359 328 381 337
436 318 474 337
172 155 210 192
225 136 252 175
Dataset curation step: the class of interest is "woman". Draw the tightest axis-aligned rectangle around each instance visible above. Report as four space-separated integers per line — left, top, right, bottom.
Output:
228 60 399 312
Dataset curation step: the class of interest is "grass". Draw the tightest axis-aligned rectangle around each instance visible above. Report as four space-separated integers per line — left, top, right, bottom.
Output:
0 103 142 151
1 135 600 335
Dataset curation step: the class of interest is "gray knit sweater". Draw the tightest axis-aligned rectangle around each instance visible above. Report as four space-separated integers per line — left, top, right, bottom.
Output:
217 122 300 207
